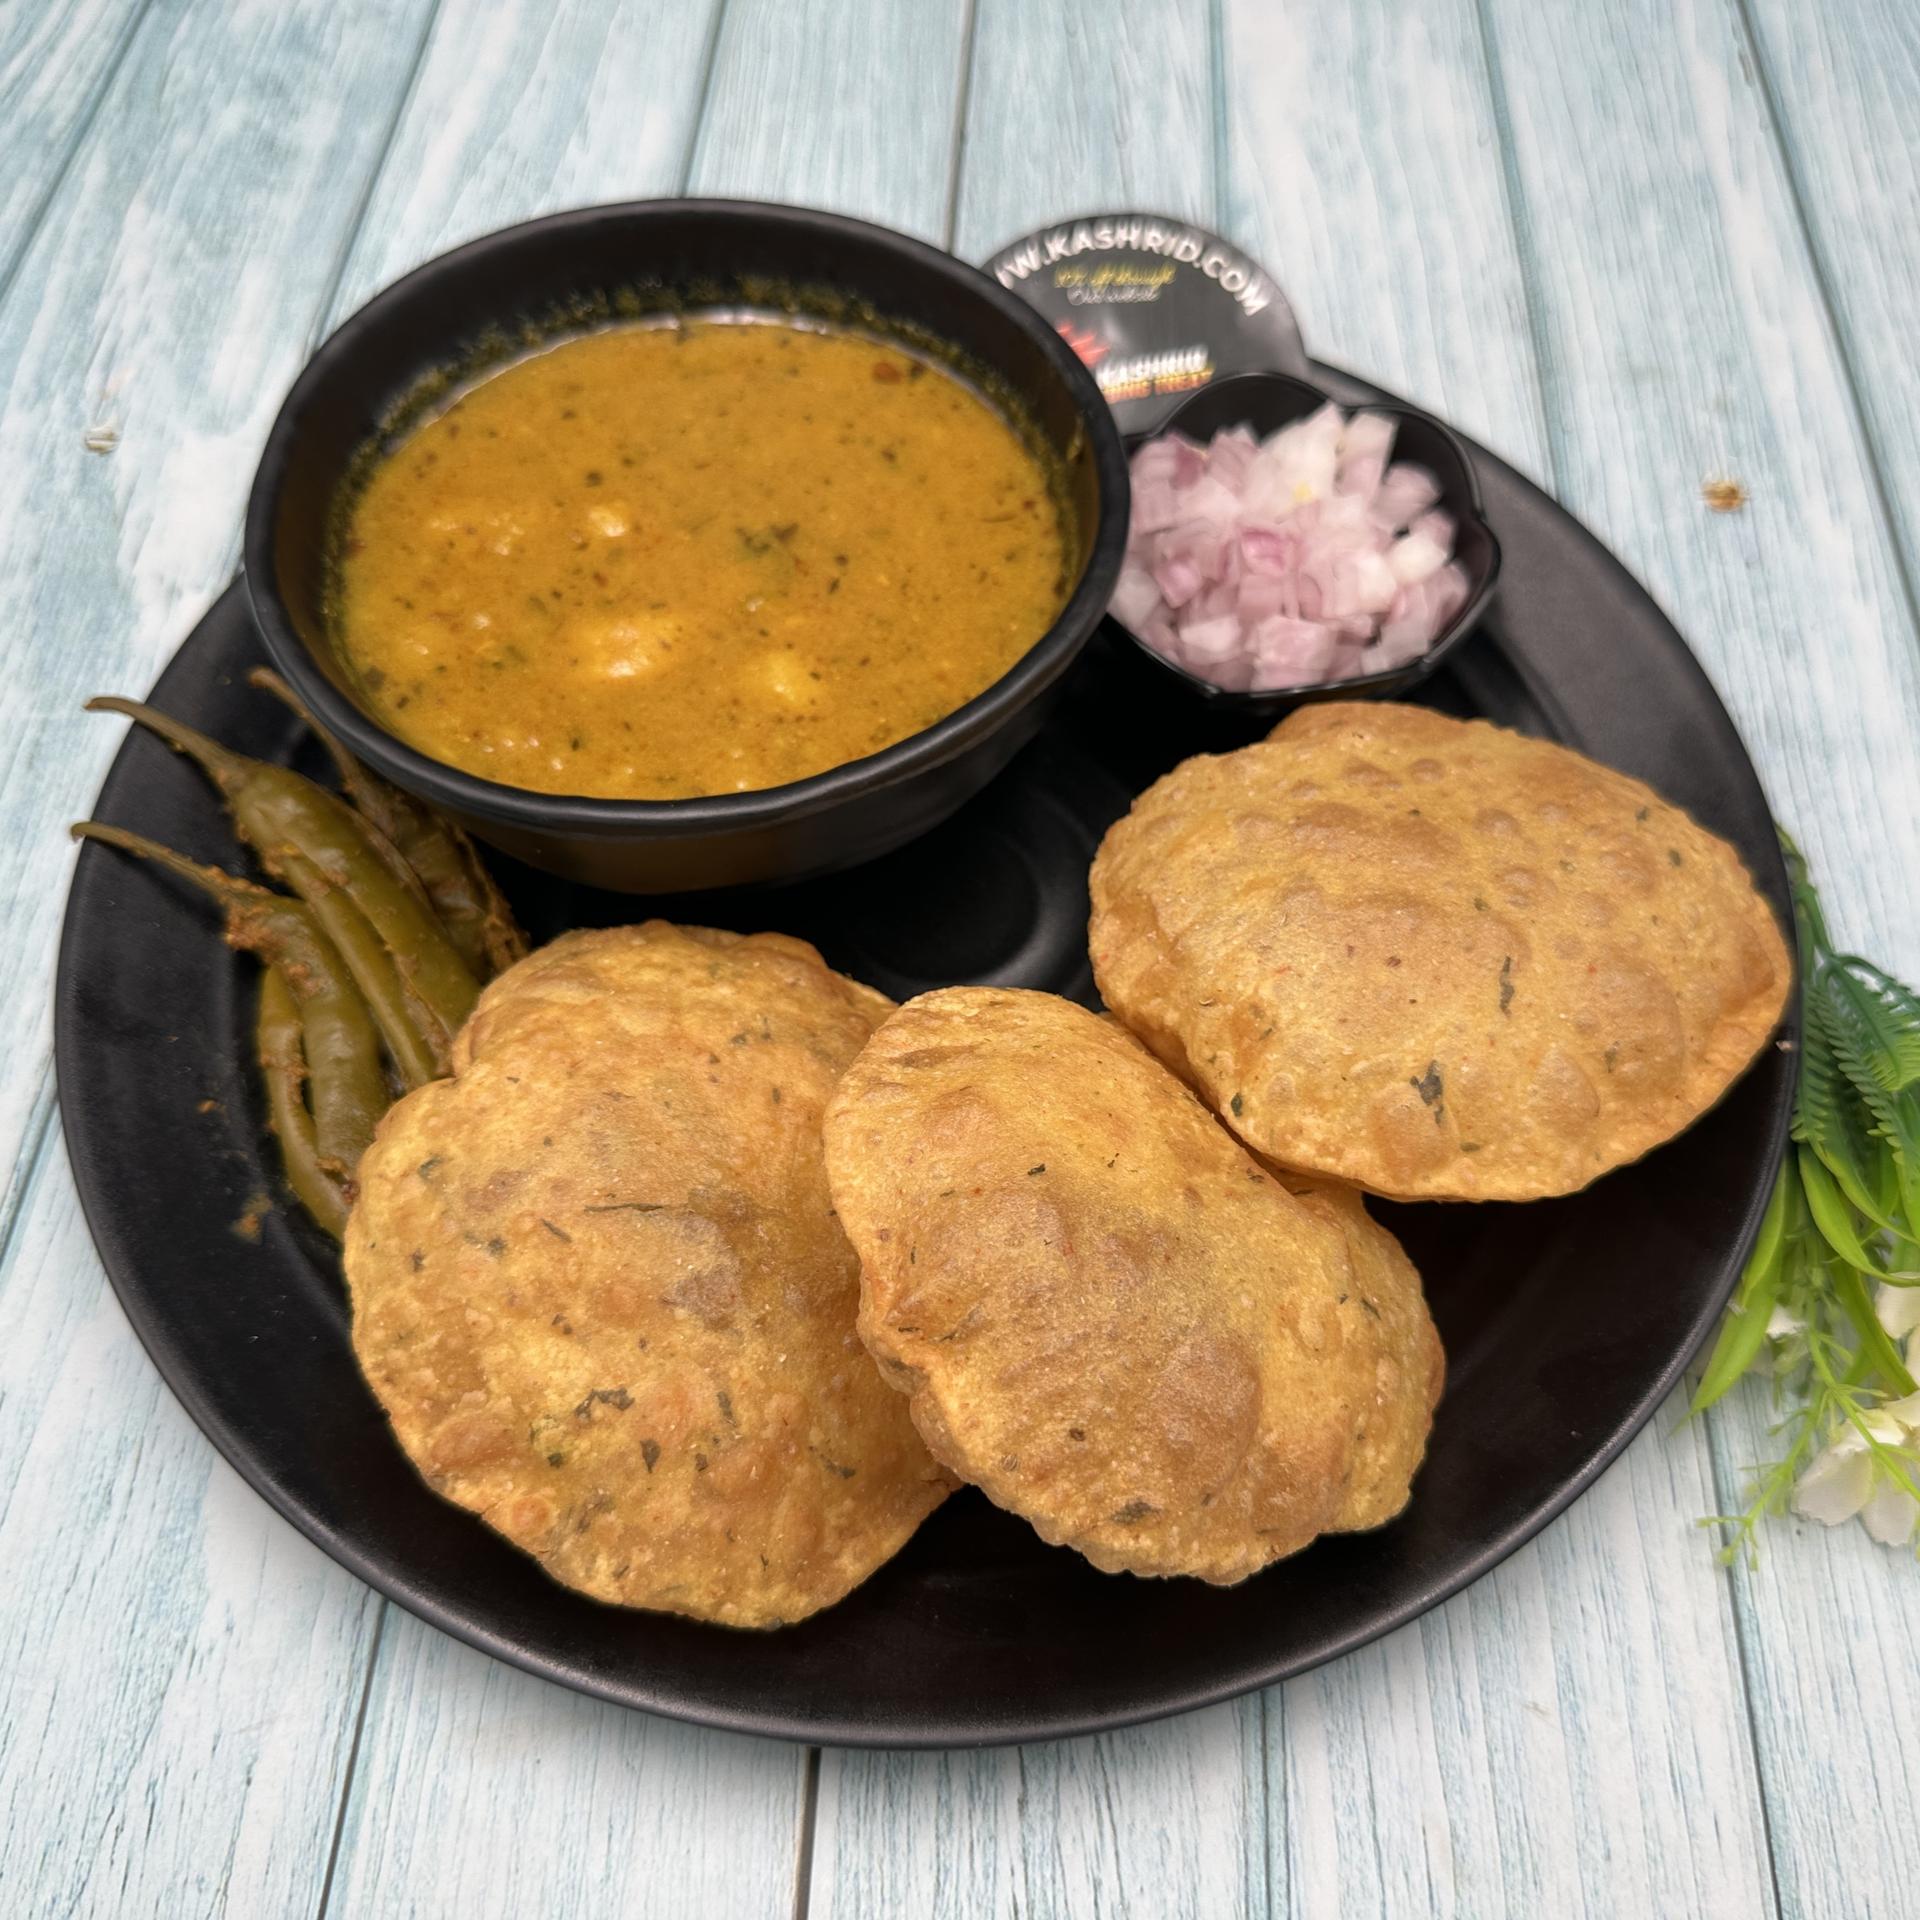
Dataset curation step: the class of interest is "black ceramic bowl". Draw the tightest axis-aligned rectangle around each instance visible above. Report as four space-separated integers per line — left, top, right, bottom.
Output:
1110 371 1500 716
244 199 1130 893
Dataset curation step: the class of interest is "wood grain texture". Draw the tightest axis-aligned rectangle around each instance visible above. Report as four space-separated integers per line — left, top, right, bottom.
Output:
1222 7 1774 1914
325 0 723 324
1269 1398 1772 1916
8 4 1920 1917
0 1144 381 1919
949 0 1217 261
0 2 436 1914
1221 0 1548 482
1706 1414 1920 1920
1479 2 1920 1915
805 11 1264 1916
295 11 819 1915
0 0 150 296
812 1705 1266 1920
324 1616 805 1920
0 0 436 1179
1742 0 1920 615
687 0 970 240
1480 0 1920 963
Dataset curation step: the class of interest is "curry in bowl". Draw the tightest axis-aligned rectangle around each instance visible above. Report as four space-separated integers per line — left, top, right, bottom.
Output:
330 319 1072 800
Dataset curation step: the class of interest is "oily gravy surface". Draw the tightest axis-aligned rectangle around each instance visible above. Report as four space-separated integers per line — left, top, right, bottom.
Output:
331 320 1071 798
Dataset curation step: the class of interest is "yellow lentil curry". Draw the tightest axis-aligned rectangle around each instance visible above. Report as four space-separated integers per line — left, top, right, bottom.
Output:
331 321 1072 798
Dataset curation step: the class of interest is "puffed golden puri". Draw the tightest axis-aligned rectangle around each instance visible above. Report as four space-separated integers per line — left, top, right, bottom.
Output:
1089 702 1791 1201
823 987 1443 1583
344 923 952 1629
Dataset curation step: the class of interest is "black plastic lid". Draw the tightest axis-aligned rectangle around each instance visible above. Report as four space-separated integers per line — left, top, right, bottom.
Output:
983 211 1308 435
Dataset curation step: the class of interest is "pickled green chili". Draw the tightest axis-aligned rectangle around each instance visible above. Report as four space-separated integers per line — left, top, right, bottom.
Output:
72 822 385 1180
86 696 480 1065
246 667 526 979
257 965 350 1238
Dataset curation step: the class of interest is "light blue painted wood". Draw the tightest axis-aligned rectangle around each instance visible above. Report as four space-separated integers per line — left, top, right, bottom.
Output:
1742 0 1920 616
1222 0 1549 484
687 0 970 241
804 9 1277 1918
0 0 434 1180
1479 0 1920 963
950 0 1217 261
0 2 441 1914
0 1150 383 1919
1477 2 1920 1916
813 1704 1266 1920
5 4 1920 1917
1222 8 1778 1918
293 12 809 1916
0 0 150 296
1681 9 1920 1907
325 0 725 325
325 1622 805 1920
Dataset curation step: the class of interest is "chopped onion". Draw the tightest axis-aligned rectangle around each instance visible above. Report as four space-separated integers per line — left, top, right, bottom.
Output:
1111 408 1471 691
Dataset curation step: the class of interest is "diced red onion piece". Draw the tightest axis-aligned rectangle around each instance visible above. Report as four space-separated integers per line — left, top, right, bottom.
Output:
1180 614 1243 661
1337 411 1396 483
1177 475 1243 523
1153 554 1206 609
1137 611 1180 658
1387 528 1449 586
1131 477 1182 534
1431 560 1470 625
1238 523 1295 574
1235 573 1293 623
1208 427 1259 491
1110 404 1465 691
1249 615 1341 690
1111 566 1162 631
1373 462 1441 530
1335 450 1386 500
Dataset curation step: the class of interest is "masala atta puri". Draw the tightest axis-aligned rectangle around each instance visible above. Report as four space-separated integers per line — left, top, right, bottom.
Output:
344 923 951 1629
1089 702 1791 1201
823 988 1442 1584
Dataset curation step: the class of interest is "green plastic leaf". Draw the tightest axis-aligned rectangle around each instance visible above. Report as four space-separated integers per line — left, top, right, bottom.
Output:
1796 976 1898 1228
1798 1144 1884 1274
1823 956 1920 1096
1692 1165 1795 1413
1747 1158 1791 1283
1694 828 1920 1557
1781 827 1827 954
1873 1131 1902 1220
1835 1274 1912 1397
1831 1262 1917 1396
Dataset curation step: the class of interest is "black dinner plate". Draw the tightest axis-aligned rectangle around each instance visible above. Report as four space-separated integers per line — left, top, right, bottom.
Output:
54 365 1794 1748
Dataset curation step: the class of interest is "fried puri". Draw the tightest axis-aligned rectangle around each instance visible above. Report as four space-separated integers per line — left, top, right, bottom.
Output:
1089 702 1791 1201
344 923 951 1629
823 988 1442 1583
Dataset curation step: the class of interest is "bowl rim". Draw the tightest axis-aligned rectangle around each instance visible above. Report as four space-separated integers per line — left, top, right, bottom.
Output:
1108 368 1503 707
242 196 1131 837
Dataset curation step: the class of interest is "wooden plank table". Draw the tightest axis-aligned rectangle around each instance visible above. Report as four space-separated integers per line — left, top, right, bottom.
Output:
3 1 1915 1912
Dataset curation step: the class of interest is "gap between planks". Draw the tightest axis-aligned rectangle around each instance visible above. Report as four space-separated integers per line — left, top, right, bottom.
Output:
1728 0 1920 641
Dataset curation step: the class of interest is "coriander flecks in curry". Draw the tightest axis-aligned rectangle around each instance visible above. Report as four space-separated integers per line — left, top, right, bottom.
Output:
330 321 1072 799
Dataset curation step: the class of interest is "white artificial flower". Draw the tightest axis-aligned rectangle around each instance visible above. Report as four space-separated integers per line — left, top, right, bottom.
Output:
1877 1283 1920 1342
1861 1481 1920 1547
1791 1390 1920 1544
1761 1303 1807 1376
1881 1390 1920 1431
1792 1436 1873 1526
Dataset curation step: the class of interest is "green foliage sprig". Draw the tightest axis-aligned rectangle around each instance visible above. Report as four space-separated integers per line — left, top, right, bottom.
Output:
1696 832 1920 1560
